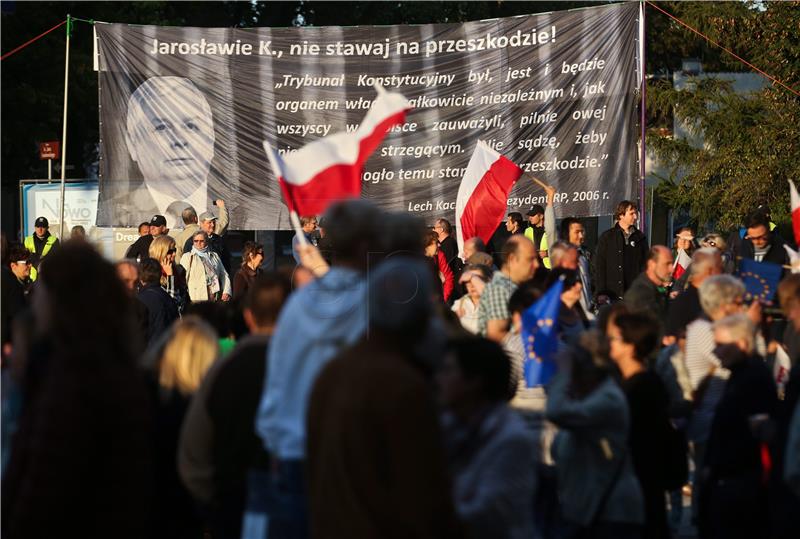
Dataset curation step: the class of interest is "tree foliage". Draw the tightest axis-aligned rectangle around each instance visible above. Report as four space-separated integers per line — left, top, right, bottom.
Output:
645 1 800 230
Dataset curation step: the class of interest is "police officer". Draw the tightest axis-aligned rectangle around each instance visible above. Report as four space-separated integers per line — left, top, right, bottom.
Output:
24 216 59 280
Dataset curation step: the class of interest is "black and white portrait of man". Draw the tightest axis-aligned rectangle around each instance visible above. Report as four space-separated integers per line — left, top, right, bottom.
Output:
98 72 288 230
124 76 214 227
126 76 214 214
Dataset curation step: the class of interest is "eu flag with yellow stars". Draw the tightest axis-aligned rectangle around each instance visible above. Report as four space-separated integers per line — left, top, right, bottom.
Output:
520 277 564 387
737 258 783 305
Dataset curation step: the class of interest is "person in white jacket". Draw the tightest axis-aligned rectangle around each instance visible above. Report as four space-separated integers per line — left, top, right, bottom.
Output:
180 231 231 302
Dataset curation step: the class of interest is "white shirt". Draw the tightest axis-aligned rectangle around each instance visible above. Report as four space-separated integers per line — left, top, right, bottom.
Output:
146 181 207 223
451 295 480 334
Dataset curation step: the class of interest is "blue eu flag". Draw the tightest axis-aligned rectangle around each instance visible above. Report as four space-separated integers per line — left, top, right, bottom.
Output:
737 258 783 304
520 277 564 387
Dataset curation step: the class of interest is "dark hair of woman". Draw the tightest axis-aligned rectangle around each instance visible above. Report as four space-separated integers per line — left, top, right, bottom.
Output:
241 241 264 267
612 312 659 362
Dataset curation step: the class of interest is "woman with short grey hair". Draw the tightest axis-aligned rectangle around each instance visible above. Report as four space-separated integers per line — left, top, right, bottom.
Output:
698 275 746 322
179 231 231 302
685 274 755 517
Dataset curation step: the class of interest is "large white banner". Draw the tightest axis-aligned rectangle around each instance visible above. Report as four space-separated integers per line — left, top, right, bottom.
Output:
95 2 640 229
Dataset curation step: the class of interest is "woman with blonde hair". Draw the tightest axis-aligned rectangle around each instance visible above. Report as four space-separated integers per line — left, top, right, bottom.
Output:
152 316 219 538
179 231 231 302
149 235 189 314
158 316 219 394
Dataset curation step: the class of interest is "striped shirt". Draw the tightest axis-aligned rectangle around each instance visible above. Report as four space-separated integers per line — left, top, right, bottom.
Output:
685 318 729 443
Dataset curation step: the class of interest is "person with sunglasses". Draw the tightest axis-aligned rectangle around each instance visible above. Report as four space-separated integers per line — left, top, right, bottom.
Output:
180 231 231 303
233 241 265 298
150 235 189 315
740 211 790 268
700 233 735 274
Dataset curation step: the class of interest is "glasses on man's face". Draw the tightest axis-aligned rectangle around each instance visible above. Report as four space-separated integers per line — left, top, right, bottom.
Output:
193 239 206 244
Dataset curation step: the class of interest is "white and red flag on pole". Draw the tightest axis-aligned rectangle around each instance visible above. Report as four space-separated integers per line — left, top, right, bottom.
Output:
264 85 410 218
455 141 523 258
672 248 692 280
789 180 800 247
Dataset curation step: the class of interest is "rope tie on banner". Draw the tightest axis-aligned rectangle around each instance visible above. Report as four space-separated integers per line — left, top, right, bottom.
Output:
0 19 67 61
645 0 799 97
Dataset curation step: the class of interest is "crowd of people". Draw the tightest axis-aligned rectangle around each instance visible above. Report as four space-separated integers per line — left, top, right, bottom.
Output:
2 193 800 539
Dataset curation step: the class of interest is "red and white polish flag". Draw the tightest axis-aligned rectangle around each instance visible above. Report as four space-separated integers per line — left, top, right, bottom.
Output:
455 141 523 258
789 180 800 247
264 85 411 217
672 248 692 280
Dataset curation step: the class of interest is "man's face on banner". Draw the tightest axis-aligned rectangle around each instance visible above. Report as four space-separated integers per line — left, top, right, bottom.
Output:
125 77 215 189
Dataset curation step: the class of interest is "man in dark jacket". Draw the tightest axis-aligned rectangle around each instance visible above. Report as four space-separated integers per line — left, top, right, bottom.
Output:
137 258 178 344
623 245 673 321
126 214 168 262
595 200 649 300
179 272 292 539
306 258 463 539
666 248 722 339
434 218 462 279
739 210 790 267
1 244 33 349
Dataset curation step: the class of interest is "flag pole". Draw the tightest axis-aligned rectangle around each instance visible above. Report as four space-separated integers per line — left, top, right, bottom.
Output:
529 175 550 191
289 210 308 246
638 1 647 236
58 15 72 240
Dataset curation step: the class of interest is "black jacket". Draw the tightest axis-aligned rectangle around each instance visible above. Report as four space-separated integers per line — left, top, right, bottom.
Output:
739 233 790 267
438 235 462 278
705 355 777 481
126 235 154 262
1 268 30 346
137 284 178 344
623 272 668 321
595 224 649 300
666 284 702 338
207 336 271 537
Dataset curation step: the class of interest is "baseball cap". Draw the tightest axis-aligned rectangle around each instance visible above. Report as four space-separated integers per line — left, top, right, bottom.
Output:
526 205 545 217
199 211 217 222
150 214 167 227
34 216 49 228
